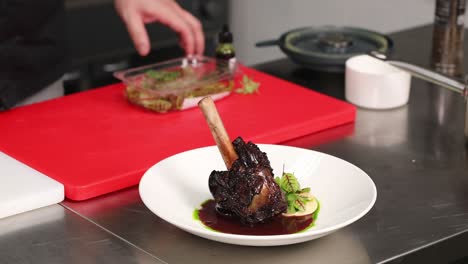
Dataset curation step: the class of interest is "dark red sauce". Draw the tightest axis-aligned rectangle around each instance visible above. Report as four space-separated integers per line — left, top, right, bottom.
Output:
195 199 315 235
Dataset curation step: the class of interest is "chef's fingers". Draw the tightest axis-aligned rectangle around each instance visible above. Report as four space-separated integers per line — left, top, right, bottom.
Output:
178 9 205 55
116 0 202 56
154 1 196 55
120 12 151 56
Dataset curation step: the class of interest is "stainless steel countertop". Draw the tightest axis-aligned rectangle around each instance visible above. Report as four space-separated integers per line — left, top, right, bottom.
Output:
0 204 164 264
2 25 468 264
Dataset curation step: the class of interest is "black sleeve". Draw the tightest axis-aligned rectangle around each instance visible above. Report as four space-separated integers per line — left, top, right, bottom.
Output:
0 0 68 109
0 0 64 41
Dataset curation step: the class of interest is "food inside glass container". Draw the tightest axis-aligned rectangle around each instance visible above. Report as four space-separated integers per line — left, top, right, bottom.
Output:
114 56 237 113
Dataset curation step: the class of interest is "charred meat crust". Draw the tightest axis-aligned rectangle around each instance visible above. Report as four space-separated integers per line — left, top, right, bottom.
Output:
208 137 287 224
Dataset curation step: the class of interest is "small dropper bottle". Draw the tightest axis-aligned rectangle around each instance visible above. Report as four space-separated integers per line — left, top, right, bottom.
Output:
215 24 236 71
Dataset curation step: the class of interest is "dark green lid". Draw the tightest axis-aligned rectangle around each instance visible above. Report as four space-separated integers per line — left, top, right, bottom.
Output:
282 26 393 72
218 24 233 43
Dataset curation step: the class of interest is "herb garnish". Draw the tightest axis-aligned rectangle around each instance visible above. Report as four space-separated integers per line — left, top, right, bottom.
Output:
145 70 182 82
275 172 315 215
236 75 260 94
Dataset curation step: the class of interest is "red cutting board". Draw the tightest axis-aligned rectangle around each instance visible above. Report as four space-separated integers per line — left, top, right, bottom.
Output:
0 67 355 201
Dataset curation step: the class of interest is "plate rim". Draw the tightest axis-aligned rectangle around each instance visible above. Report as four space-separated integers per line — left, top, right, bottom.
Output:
139 144 377 242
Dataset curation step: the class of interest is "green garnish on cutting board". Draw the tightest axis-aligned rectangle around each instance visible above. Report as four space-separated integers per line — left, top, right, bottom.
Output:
236 75 260 94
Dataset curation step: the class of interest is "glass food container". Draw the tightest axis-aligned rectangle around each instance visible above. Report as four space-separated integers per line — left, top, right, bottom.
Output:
114 56 239 113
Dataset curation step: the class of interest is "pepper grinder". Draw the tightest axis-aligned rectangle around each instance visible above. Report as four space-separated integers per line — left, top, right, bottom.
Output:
431 0 466 77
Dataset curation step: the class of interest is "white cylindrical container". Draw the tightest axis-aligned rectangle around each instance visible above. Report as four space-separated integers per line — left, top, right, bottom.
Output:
345 55 411 109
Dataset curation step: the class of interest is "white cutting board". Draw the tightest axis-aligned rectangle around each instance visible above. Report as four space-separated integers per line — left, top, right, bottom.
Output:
0 152 64 219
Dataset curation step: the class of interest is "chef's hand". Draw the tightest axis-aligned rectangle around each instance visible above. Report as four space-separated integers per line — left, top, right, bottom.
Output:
114 0 205 56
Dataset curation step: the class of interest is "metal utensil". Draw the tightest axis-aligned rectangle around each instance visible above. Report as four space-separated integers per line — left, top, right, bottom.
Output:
369 51 468 140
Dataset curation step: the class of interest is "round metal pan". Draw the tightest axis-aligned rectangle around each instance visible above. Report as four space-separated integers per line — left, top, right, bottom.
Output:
256 26 393 72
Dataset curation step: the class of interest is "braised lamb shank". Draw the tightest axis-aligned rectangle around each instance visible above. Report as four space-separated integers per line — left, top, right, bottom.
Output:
198 97 287 224
208 137 287 224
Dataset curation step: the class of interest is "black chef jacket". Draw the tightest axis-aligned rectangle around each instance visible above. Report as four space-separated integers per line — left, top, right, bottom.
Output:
0 0 68 110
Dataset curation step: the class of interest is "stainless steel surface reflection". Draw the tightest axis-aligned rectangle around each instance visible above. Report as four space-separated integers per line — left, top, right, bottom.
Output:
0 204 163 264
352 106 409 148
310 91 468 262
62 188 372 264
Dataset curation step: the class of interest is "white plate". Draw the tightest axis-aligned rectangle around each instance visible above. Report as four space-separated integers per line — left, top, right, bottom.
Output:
139 144 377 246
